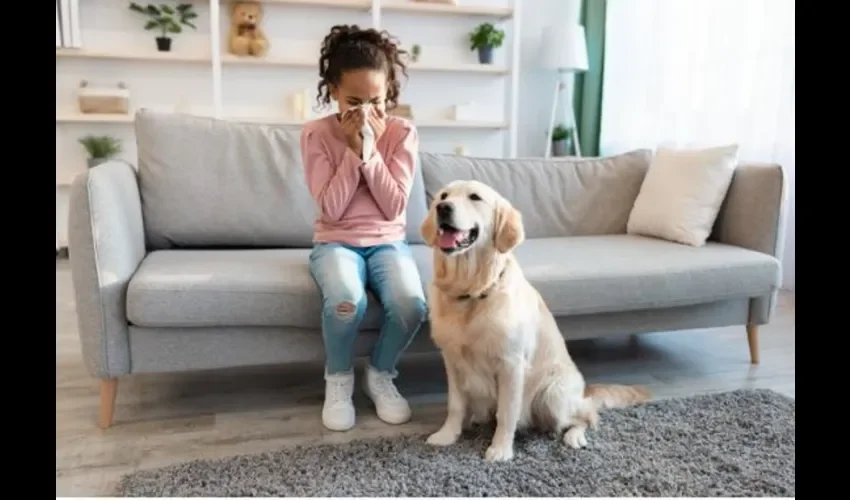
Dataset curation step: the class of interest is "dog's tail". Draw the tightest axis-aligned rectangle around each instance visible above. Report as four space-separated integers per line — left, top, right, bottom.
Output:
584 383 651 410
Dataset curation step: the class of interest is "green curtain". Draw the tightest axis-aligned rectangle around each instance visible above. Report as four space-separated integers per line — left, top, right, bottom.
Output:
572 0 607 157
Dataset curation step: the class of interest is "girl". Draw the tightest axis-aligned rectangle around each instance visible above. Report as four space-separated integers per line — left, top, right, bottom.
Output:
300 24 427 432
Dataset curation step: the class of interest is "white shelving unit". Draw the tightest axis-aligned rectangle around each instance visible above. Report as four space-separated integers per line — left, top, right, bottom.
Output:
55 47 510 73
56 0 521 246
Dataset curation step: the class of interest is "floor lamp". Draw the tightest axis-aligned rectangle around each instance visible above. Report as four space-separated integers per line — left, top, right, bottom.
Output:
541 24 589 158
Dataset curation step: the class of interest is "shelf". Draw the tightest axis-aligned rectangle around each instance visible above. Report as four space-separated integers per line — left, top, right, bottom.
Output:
223 54 508 74
407 60 509 74
57 113 507 129
58 48 508 74
56 113 135 123
56 173 78 187
221 53 310 67
381 1 513 19
56 47 210 64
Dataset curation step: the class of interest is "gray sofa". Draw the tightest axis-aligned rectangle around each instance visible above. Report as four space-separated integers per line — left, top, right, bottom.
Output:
68 110 787 428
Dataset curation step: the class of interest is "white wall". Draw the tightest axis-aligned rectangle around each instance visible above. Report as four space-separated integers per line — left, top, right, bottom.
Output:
56 0 577 248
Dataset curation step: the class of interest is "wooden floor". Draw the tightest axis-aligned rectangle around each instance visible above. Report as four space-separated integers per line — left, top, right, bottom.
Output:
55 260 795 496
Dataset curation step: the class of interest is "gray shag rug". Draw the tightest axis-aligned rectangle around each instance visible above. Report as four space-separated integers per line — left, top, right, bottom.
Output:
116 389 795 497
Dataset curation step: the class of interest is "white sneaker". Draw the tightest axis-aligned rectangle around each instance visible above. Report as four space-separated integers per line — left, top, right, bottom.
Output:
322 371 355 431
363 366 412 424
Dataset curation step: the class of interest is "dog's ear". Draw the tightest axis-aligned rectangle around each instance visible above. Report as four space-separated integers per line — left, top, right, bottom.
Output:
493 200 525 253
420 208 439 248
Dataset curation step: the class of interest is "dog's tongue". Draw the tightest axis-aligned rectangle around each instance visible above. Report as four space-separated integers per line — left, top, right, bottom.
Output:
438 229 465 249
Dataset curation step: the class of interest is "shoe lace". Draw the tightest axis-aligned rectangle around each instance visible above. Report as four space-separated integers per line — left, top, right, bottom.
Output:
372 373 403 401
326 377 351 404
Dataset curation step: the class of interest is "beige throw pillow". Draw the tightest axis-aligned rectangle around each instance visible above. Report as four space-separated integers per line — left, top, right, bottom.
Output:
626 144 739 247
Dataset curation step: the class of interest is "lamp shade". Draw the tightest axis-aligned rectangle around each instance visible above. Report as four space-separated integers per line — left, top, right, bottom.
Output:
541 24 589 71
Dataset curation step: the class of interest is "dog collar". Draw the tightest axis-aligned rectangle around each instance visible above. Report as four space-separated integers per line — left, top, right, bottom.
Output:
456 267 507 301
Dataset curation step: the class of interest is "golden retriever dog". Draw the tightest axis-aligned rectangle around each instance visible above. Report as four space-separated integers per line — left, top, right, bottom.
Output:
419 180 651 462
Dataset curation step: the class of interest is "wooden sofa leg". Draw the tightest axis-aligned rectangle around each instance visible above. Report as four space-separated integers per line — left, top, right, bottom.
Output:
99 378 119 429
746 324 759 365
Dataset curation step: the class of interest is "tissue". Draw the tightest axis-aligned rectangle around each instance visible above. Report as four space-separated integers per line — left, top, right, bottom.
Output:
347 103 375 160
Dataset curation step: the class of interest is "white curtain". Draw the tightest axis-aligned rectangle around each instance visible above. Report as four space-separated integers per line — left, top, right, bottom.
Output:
599 0 795 290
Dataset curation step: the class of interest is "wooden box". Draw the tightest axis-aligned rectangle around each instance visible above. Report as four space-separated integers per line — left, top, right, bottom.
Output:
389 104 414 119
77 80 130 115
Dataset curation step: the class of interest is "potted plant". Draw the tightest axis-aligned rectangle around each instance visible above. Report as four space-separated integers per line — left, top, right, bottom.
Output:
551 124 573 157
129 2 198 52
468 22 505 64
79 135 122 168
411 44 421 63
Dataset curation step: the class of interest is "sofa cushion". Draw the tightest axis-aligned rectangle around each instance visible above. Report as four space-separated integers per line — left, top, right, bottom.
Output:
134 110 429 249
135 110 317 249
627 144 739 247
126 235 779 329
513 235 780 316
419 150 652 239
126 247 432 329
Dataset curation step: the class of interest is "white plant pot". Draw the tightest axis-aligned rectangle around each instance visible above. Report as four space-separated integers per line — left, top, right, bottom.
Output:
87 158 109 169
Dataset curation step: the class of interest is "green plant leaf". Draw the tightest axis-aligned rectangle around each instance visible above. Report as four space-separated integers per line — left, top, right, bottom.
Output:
78 135 122 159
468 22 505 50
131 2 195 37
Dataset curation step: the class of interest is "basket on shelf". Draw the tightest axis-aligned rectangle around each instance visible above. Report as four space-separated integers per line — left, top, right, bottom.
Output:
77 80 130 115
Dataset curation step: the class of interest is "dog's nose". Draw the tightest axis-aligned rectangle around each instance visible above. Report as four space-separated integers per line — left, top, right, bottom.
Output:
436 202 453 218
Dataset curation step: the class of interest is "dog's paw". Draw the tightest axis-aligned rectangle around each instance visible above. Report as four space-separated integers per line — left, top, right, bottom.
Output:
563 427 588 449
426 428 459 446
484 444 514 462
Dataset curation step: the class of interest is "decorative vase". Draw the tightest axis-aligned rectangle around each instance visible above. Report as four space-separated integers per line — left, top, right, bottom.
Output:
87 158 109 169
156 37 172 52
477 46 493 64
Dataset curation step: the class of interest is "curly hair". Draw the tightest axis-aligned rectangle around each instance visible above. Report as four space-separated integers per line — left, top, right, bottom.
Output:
316 24 408 110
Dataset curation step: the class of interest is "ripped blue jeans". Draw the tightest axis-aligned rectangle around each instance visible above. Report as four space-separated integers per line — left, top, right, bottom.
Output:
309 241 428 375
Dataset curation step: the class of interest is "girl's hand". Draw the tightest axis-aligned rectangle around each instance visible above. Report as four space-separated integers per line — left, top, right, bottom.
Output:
340 108 364 156
367 106 387 142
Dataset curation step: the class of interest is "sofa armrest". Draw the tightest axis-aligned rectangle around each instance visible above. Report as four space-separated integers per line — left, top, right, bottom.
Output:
712 162 788 260
68 161 146 379
711 162 788 326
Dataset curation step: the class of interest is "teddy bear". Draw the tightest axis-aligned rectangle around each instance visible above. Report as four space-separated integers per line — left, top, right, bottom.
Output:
228 1 269 57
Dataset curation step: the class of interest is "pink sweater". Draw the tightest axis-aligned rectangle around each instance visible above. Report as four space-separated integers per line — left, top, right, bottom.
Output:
300 114 420 247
